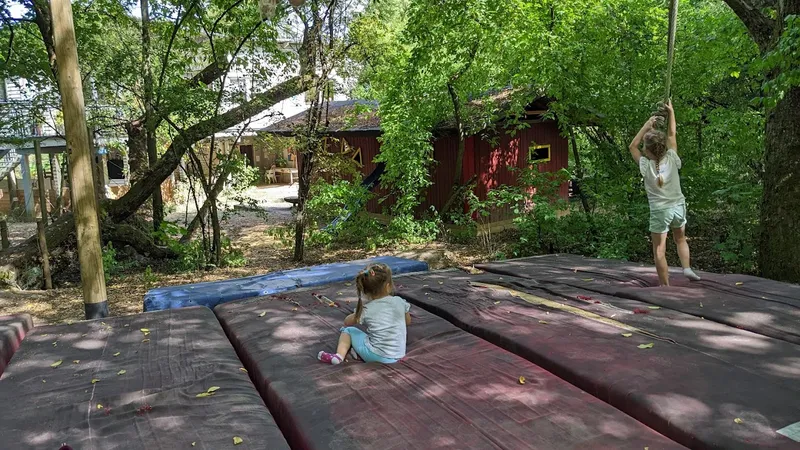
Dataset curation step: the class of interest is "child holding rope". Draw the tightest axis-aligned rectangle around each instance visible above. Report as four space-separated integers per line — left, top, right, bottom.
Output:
628 100 702 286
318 263 411 364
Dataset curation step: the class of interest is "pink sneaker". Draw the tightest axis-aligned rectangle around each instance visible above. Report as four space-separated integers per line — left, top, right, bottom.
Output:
317 351 343 365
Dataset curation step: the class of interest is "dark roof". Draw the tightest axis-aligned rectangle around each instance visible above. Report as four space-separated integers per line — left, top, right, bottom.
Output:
258 100 380 135
258 91 554 136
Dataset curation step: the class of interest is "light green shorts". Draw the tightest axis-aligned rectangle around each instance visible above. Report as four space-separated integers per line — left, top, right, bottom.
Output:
649 203 687 234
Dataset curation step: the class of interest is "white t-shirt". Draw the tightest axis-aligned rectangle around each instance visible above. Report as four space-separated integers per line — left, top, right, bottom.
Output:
359 295 411 359
639 149 685 211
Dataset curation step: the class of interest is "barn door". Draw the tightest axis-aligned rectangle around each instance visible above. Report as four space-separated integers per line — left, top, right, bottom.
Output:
239 144 255 166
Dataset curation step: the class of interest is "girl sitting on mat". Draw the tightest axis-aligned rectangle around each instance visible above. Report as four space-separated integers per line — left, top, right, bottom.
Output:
628 99 701 286
318 263 411 365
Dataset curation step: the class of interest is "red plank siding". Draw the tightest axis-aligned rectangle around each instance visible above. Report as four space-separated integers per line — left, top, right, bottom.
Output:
299 121 569 223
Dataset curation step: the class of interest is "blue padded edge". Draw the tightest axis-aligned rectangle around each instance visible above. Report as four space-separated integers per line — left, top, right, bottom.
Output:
143 256 428 312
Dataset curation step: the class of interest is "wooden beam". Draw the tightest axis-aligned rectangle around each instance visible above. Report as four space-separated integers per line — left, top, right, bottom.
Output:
37 219 53 290
52 0 108 318
34 141 49 225
0 220 9 249
7 167 19 211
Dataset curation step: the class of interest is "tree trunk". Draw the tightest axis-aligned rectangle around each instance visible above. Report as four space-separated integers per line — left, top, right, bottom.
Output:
180 162 233 244
125 120 149 184
141 0 163 231
569 127 591 214
759 85 800 282
293 150 314 261
440 83 467 217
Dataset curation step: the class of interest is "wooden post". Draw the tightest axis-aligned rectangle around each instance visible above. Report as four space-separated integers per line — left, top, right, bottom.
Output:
20 153 34 219
0 220 9 249
52 0 108 318
50 153 62 217
36 219 53 290
34 141 49 225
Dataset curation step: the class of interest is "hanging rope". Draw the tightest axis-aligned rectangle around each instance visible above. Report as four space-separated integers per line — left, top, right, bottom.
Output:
654 0 679 130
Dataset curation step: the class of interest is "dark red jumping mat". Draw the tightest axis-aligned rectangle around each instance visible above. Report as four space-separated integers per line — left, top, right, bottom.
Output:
0 313 33 377
397 271 800 450
0 307 289 450
214 281 684 450
476 254 800 345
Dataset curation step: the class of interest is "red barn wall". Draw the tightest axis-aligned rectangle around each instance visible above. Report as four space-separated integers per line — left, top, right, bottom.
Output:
300 120 569 223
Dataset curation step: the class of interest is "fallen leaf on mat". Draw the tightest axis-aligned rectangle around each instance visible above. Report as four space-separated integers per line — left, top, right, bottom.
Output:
493 301 500 305
734 418 744 424
292 307 298 311
337 292 343 295
91 379 100 384
42 379 46 383
538 320 548 324
637 343 654 349
633 308 650 314
735 282 744 286
196 392 212 398
239 368 248 374
124 324 130 327
142 339 150 343
582 278 594 282
233 437 243 445
53 342 58 347
97 404 103 409
51 360 63 368
622 333 633 337
117 370 126 376
438 281 444 285
518 376 526 385
700 302 703 308
207 386 220 393
648 306 661 310
258 311 267 317
113 352 121 357
192 443 196 447
73 360 80 364
345 282 352 286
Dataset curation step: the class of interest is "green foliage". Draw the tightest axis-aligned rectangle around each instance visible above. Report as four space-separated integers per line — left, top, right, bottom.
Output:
142 265 159 289
154 221 246 272
101 242 119 281
757 15 800 107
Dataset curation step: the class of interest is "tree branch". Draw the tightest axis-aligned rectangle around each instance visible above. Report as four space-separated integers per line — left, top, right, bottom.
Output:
722 0 777 52
106 75 305 222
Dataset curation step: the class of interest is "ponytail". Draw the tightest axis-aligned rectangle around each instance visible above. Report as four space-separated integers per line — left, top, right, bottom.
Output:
656 160 664 187
354 276 365 322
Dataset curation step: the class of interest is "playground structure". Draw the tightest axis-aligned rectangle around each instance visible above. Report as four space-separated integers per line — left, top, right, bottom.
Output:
1 254 799 449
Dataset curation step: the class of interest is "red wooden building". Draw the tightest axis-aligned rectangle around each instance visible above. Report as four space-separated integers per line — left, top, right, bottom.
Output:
261 96 569 225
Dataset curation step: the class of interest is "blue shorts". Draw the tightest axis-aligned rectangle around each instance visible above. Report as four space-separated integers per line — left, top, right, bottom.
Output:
340 327 398 364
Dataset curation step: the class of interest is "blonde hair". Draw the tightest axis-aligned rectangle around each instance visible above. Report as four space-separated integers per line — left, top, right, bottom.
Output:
354 263 394 322
644 129 667 187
